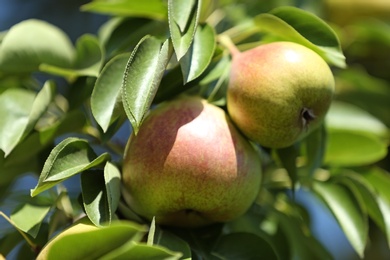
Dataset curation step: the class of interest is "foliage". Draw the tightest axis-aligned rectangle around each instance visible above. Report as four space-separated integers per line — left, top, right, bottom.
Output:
0 0 389 259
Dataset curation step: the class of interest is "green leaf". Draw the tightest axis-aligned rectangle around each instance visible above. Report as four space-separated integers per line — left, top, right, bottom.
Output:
212 233 278 260
0 19 75 73
324 130 387 167
326 101 389 139
122 36 173 135
0 88 36 156
31 138 110 197
100 242 182 260
168 0 201 60
45 221 147 260
40 34 103 78
313 181 368 258
81 170 110 226
91 53 130 132
304 125 327 176
81 0 167 21
180 23 216 84
254 6 345 68
104 162 121 220
336 172 390 247
274 144 299 193
10 203 51 238
149 222 192 259
90 57 127 132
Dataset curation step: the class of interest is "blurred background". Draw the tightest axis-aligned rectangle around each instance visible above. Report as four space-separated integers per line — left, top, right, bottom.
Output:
0 0 389 259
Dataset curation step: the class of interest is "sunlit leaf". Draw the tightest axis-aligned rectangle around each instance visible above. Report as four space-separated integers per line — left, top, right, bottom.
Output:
274 144 299 193
122 36 172 135
43 221 147 260
31 138 110 197
91 53 130 132
10 203 51 238
81 0 167 21
40 34 103 78
180 23 216 83
255 6 345 68
0 19 75 73
0 89 36 156
313 181 368 258
104 162 121 220
168 0 201 60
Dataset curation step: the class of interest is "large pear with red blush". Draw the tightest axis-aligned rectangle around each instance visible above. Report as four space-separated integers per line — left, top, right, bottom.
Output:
122 96 262 227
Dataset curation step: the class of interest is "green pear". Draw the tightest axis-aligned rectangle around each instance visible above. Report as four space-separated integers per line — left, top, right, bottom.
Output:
122 96 262 228
227 41 335 148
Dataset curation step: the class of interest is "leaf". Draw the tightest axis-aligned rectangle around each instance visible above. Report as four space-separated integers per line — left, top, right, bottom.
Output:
0 19 75 73
81 170 110 226
149 222 192 259
104 162 121 220
0 89 36 156
168 0 201 60
180 23 216 84
100 242 182 260
336 172 390 247
122 36 173 135
40 34 103 78
91 53 130 132
81 0 167 21
10 203 51 238
326 101 389 139
254 6 345 68
31 138 111 197
313 181 368 258
212 233 278 260
304 125 327 176
45 221 147 260
324 130 387 167
274 144 299 193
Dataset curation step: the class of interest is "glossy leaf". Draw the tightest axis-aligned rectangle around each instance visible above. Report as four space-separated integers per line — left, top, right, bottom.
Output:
91 53 130 132
313 181 368 258
31 138 110 196
81 170 110 226
40 34 103 78
122 36 172 135
255 6 345 68
148 221 192 259
212 233 278 260
100 242 182 260
168 0 200 60
10 203 51 238
104 162 121 220
326 101 388 139
336 172 390 247
0 19 75 73
0 89 36 156
45 221 147 260
81 0 167 21
324 130 387 167
180 23 216 84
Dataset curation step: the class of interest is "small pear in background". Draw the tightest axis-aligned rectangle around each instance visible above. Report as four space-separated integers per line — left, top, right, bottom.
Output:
226 41 335 148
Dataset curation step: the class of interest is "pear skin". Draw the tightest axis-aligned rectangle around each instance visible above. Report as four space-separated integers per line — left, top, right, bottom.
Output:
227 41 335 148
122 96 262 227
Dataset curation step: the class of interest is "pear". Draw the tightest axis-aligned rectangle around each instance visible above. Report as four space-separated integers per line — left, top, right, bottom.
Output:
122 96 262 227
226 41 335 148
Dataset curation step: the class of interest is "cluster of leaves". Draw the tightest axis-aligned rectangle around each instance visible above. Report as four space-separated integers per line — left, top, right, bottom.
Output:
0 0 389 259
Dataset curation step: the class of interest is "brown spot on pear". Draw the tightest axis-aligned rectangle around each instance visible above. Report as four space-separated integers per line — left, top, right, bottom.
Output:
227 41 335 148
122 96 262 227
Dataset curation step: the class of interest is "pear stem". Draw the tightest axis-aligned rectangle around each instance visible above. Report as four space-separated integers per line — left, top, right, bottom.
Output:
218 34 241 57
